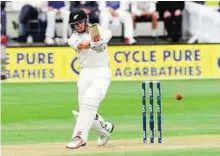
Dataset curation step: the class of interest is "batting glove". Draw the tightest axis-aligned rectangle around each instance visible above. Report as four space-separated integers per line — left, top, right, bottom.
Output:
90 40 106 53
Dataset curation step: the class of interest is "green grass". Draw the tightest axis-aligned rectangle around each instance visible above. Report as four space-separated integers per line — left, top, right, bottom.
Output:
58 148 220 156
2 80 220 155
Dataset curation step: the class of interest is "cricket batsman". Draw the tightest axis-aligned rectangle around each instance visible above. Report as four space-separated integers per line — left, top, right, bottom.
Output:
66 9 114 149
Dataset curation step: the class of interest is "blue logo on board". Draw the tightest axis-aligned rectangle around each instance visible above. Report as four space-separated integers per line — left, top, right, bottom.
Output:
71 57 79 75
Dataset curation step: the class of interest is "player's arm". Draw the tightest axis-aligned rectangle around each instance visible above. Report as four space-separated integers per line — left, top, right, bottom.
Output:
89 25 112 53
77 41 90 50
99 26 112 43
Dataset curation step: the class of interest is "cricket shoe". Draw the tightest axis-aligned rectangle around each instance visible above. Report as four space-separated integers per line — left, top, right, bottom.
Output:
71 110 115 146
97 122 115 146
66 136 86 149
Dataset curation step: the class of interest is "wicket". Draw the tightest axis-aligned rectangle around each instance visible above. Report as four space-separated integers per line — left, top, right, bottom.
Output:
142 82 147 143
141 80 162 144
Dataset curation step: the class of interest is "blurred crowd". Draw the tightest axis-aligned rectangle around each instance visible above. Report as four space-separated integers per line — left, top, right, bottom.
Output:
1 1 220 45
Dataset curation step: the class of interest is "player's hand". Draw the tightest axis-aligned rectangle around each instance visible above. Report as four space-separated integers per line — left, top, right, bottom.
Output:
90 40 106 53
77 41 90 50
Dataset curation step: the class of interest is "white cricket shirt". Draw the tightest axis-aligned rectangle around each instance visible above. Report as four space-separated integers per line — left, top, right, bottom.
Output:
68 24 112 69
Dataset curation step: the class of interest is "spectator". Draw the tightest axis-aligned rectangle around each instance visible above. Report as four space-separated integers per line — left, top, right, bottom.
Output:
99 1 135 44
19 4 39 42
70 1 99 24
44 1 69 45
157 1 185 42
1 34 7 80
1 1 7 35
131 1 159 39
8 1 47 43
1 1 7 80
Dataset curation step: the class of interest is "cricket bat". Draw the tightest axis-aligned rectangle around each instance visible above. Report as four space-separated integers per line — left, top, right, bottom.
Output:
88 23 101 42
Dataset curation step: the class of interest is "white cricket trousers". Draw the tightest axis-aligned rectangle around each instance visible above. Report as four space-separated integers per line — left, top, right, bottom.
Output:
45 9 69 40
72 67 111 142
99 10 134 39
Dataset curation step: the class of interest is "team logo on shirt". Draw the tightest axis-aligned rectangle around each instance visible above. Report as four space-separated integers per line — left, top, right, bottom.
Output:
71 57 80 75
74 14 79 20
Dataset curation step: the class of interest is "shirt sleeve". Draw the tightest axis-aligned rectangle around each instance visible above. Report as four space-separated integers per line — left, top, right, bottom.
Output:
68 33 81 50
98 25 112 43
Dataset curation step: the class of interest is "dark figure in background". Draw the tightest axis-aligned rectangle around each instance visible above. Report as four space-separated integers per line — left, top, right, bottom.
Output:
70 1 99 23
19 5 38 42
1 2 7 80
157 1 185 42
1 1 7 35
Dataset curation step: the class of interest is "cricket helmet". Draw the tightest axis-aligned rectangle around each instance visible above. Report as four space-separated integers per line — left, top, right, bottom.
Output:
69 9 89 33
